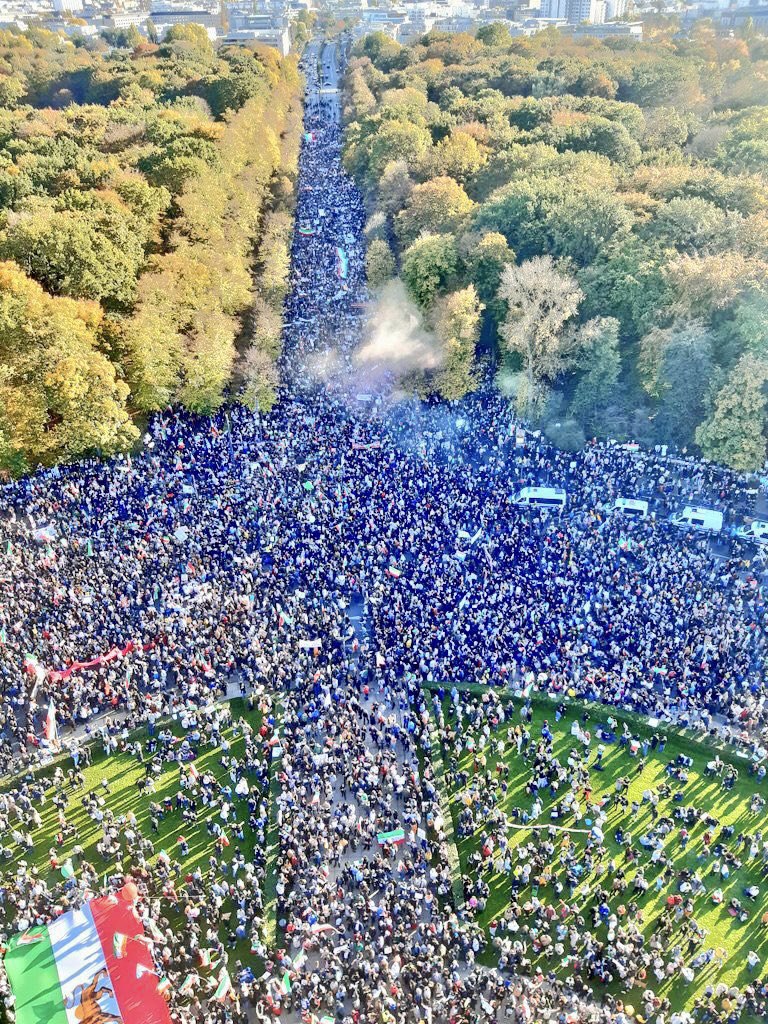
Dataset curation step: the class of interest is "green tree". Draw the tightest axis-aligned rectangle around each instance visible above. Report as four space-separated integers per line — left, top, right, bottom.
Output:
459 230 515 327
571 317 621 428
649 196 728 253
395 176 475 246
358 118 433 184
551 191 633 265
401 233 458 309
0 199 145 308
430 129 487 183
579 237 672 341
432 285 482 400
696 354 768 470
164 23 214 53
366 238 396 290
378 159 414 216
651 322 714 446
476 23 512 47
0 74 24 108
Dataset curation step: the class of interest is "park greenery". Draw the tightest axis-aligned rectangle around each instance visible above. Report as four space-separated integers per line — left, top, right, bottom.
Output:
344 25 768 469
0 26 303 475
0 697 281 966
432 683 768 1016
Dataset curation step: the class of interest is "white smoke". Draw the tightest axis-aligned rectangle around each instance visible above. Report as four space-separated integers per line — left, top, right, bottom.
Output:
355 280 444 377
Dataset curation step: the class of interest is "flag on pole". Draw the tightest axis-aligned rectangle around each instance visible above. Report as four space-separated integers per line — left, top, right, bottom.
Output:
156 977 171 998
213 967 233 1002
113 933 129 959
179 974 199 997
281 972 292 995
145 919 165 944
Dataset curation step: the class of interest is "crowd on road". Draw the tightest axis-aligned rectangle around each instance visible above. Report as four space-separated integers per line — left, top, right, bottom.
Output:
0 35 767 1024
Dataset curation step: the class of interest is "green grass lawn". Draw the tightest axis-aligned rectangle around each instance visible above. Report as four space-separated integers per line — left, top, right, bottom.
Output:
430 683 768 1015
0 697 280 967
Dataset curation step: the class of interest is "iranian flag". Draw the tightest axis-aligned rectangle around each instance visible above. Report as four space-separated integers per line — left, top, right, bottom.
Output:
43 698 58 748
3 893 172 1024
213 967 233 1003
376 827 406 845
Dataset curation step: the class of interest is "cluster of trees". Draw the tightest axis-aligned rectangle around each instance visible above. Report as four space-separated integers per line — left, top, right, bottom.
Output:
345 24 768 469
0 26 303 474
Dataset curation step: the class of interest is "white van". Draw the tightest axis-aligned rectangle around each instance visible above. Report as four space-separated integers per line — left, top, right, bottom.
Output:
614 498 649 519
514 486 567 511
736 519 768 545
669 506 723 533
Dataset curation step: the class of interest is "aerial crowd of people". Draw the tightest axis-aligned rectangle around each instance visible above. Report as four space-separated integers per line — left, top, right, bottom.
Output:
0 35 767 1024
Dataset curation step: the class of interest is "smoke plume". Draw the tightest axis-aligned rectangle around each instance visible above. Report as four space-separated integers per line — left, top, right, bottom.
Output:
355 280 444 379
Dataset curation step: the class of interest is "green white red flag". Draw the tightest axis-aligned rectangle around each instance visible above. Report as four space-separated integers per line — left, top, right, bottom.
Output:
3 891 172 1024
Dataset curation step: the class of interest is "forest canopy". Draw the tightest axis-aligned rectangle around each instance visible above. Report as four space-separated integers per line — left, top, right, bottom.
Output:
0 27 303 474
344 24 768 469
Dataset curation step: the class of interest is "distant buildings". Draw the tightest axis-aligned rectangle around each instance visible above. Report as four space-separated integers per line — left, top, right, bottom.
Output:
224 6 292 53
53 0 84 12
540 0 605 22
719 2 768 27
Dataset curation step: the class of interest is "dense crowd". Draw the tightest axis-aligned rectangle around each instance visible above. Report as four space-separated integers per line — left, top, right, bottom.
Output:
0 35 767 1024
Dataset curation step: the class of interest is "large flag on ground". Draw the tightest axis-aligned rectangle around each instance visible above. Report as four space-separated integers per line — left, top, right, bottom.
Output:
3 892 172 1024
335 247 348 279
44 698 58 747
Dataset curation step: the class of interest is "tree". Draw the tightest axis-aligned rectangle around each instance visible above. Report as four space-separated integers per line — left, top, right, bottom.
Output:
401 233 458 309
647 322 714 446
164 23 214 54
476 23 512 47
366 238 396 290
239 344 280 412
432 285 482 400
696 354 768 470
364 119 433 183
0 74 24 108
177 310 236 413
649 196 728 253
459 230 515 328
579 238 672 342
0 261 137 473
571 317 621 428
378 159 414 216
497 256 584 416
0 199 145 308
395 176 475 246
550 191 633 265
430 129 487 184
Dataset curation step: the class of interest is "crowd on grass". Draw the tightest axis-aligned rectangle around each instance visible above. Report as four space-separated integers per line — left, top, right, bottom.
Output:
0 35 767 1024
433 684 768 1023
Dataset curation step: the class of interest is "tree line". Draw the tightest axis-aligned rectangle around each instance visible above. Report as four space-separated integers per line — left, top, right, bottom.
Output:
0 25 303 474
344 24 768 470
